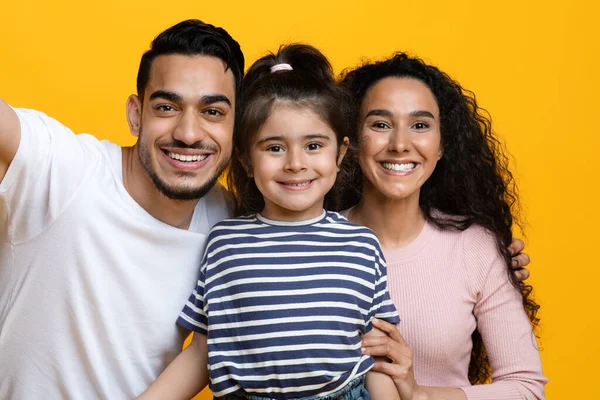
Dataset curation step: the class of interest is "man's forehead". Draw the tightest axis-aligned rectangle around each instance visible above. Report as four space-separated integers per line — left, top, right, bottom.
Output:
146 54 235 98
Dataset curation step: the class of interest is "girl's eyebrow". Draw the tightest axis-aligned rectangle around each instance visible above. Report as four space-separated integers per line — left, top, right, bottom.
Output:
304 134 331 141
256 135 284 144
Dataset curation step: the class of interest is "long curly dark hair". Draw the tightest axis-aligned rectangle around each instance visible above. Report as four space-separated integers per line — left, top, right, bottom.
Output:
338 53 540 384
227 44 356 216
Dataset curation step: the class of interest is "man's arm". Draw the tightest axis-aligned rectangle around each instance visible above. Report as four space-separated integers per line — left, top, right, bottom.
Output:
0 98 21 182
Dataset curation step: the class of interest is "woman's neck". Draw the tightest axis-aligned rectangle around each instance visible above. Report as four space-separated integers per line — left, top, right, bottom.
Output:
348 186 426 250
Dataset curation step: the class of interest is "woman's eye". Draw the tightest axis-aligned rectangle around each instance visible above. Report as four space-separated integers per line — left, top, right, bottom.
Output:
306 143 322 151
412 122 429 130
267 145 284 152
371 122 391 130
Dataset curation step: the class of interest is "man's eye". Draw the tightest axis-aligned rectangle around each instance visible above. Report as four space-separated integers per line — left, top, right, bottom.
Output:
157 105 175 112
413 122 429 130
206 109 223 117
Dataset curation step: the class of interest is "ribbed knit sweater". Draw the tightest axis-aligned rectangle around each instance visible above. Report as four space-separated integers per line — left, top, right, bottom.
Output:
374 220 547 399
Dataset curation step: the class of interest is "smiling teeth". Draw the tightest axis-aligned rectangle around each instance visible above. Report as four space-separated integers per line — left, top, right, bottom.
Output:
168 152 208 162
381 162 416 172
285 181 311 187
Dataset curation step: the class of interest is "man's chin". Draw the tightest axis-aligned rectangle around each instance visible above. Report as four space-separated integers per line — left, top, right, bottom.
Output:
153 179 218 201
150 175 219 201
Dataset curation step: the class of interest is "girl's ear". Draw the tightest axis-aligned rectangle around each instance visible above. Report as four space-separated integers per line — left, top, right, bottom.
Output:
337 137 350 169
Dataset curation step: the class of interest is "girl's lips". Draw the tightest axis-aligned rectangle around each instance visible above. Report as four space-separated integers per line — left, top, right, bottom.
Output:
278 179 315 191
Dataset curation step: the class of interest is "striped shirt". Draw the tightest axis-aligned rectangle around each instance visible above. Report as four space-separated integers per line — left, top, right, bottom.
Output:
178 211 400 399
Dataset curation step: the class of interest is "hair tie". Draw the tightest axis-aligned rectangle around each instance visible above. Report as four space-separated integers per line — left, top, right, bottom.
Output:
270 63 293 73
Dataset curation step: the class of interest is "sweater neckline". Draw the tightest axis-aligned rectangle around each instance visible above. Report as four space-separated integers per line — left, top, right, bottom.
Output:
381 219 435 261
342 207 435 261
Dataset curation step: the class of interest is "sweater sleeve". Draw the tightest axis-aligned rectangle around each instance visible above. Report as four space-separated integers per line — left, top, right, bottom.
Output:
461 226 547 400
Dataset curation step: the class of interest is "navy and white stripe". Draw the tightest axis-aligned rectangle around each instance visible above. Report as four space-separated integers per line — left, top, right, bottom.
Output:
178 211 400 399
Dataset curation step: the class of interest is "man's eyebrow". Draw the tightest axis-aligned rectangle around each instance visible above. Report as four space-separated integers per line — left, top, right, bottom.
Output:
200 94 232 107
149 90 182 102
148 91 232 107
365 109 393 118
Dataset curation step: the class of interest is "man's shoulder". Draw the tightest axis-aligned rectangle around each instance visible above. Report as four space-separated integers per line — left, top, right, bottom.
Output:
203 183 233 216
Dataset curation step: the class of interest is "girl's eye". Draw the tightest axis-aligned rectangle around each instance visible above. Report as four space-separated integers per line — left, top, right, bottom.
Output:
267 145 284 152
306 142 322 151
412 122 429 130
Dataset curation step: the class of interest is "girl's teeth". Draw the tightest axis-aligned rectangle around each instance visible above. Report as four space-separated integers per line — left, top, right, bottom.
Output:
381 162 416 172
167 152 208 162
286 181 310 187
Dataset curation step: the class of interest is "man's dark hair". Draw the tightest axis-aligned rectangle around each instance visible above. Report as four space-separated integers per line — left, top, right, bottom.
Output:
136 19 245 100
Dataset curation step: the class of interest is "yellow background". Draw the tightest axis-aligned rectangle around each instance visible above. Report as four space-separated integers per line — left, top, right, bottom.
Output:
1 0 596 398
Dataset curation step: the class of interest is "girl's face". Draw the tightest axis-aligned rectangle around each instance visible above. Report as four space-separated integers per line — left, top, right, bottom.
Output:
358 77 443 205
248 104 348 221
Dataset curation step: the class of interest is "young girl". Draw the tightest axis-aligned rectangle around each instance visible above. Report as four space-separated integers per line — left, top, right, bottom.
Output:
138 44 400 400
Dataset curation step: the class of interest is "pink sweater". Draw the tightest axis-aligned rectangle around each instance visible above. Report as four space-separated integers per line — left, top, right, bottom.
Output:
380 221 547 399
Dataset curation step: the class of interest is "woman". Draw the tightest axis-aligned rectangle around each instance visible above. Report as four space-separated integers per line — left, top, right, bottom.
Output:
340 53 547 399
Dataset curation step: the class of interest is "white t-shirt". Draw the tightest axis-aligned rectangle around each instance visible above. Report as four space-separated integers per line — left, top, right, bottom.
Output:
0 108 232 399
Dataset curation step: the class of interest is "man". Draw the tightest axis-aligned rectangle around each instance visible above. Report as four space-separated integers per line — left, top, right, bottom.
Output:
0 19 244 399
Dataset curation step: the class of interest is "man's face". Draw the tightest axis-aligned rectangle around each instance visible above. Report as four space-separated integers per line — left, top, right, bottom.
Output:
133 54 235 200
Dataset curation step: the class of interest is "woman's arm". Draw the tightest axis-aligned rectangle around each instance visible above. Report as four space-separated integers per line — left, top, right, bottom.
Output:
137 333 209 400
460 230 547 399
362 319 466 400
363 231 546 400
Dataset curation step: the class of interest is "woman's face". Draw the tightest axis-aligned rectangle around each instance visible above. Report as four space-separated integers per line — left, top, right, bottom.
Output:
358 77 442 203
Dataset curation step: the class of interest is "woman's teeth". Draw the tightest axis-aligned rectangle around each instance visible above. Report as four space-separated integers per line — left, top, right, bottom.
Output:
380 162 416 172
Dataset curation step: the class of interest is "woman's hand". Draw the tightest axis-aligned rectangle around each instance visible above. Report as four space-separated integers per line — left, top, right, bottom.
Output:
509 238 531 281
361 319 424 400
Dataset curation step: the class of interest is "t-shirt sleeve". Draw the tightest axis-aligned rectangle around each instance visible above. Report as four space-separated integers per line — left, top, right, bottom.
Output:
177 246 210 336
461 227 547 400
0 108 93 243
366 237 400 331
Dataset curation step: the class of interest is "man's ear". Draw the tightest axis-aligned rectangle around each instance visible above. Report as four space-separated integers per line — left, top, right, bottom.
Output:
337 136 350 168
126 95 142 137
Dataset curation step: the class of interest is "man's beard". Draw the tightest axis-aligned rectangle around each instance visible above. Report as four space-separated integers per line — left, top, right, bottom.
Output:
137 131 229 201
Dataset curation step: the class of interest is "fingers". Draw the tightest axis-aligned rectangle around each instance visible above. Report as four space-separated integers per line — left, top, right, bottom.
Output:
513 268 530 281
511 252 531 268
508 238 525 255
361 334 412 365
371 319 406 345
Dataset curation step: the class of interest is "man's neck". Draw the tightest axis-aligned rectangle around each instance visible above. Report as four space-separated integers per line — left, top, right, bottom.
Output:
121 146 199 230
